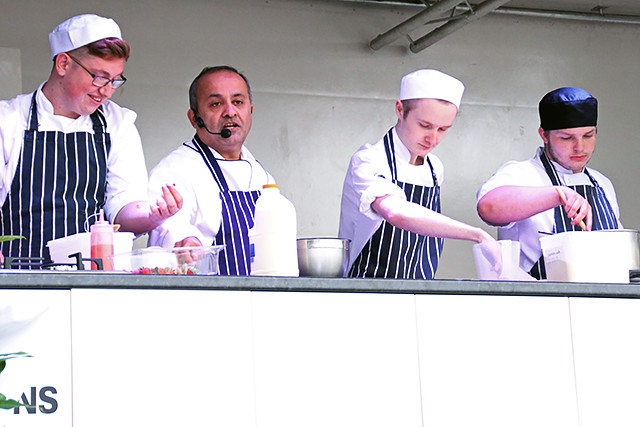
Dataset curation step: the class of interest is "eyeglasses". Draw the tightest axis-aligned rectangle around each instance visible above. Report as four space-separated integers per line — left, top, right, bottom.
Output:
68 54 127 89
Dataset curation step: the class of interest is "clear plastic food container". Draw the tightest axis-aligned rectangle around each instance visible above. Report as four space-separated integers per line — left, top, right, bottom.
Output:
111 245 225 275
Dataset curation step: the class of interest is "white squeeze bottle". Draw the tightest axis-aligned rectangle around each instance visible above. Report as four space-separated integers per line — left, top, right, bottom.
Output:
249 184 299 276
90 209 114 270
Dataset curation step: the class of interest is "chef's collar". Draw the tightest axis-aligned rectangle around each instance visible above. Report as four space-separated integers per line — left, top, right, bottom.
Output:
393 127 431 165
537 146 587 177
539 87 597 131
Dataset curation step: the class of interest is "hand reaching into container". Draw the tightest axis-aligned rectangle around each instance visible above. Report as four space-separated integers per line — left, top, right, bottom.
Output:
476 234 503 274
174 236 204 265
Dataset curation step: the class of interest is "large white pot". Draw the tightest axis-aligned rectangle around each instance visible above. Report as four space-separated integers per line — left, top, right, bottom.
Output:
540 229 639 283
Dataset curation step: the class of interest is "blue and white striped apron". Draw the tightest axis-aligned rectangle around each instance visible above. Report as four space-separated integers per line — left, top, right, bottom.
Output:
349 128 443 279
0 93 110 266
530 149 618 279
191 136 260 275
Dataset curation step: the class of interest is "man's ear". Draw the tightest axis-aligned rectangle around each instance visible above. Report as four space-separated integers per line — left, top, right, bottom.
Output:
187 108 198 129
395 100 404 120
538 127 549 145
54 53 72 76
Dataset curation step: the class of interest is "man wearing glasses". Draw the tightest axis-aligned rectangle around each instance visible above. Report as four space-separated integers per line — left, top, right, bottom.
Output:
0 14 181 266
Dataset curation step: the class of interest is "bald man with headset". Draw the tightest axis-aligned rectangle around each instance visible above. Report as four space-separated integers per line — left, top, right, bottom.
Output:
148 66 275 276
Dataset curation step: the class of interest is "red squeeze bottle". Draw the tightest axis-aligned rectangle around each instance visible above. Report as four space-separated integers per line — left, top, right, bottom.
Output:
90 210 114 270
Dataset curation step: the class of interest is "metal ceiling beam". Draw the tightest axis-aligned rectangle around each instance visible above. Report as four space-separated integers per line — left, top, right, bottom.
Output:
409 0 512 52
363 0 640 54
488 5 640 25
369 0 465 50
351 0 640 25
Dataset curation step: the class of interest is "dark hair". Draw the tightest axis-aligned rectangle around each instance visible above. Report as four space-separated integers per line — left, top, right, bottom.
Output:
400 99 418 119
188 65 252 114
78 37 131 61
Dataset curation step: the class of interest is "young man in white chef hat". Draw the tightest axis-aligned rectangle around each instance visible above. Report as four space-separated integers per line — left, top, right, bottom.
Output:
339 69 501 279
0 14 181 267
476 87 622 279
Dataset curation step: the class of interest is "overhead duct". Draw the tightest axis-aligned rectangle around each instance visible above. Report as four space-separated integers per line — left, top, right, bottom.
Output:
369 0 465 50
362 0 640 53
409 0 512 53
488 6 640 25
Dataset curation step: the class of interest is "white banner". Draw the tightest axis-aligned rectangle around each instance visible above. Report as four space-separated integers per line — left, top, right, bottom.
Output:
0 290 72 427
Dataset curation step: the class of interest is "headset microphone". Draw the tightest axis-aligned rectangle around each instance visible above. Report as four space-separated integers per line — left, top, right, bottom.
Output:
195 115 232 138
217 128 232 138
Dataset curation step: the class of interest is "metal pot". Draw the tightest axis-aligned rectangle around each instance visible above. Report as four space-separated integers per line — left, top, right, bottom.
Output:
297 237 350 277
598 229 640 270
540 229 640 283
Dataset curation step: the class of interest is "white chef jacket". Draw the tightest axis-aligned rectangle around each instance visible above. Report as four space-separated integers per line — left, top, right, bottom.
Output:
0 83 148 224
476 146 622 272
147 140 273 248
339 127 444 267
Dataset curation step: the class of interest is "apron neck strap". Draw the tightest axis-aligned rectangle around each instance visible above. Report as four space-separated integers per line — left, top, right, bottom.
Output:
539 147 598 187
191 135 230 191
384 128 437 185
27 91 107 134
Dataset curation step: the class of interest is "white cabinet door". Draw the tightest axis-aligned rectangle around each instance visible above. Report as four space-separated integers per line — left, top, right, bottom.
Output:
71 289 255 427
251 291 423 427
416 294 579 427
570 297 640 427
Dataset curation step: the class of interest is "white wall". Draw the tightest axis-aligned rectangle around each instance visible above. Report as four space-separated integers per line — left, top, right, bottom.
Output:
1 0 639 279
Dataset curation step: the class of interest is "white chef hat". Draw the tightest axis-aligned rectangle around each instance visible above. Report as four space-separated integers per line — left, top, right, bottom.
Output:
49 14 122 60
399 69 465 109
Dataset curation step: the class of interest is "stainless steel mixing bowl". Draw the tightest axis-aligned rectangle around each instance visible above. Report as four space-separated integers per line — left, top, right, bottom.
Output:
297 237 350 277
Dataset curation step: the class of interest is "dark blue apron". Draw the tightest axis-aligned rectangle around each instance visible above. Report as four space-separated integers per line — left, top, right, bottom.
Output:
1 92 110 266
530 149 618 279
349 128 443 279
191 136 260 275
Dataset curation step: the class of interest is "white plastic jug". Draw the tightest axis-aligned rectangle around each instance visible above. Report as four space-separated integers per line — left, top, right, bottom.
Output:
249 184 299 276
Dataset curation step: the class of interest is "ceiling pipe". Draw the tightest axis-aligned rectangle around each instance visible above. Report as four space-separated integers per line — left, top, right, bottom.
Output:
488 6 640 25
409 0 511 52
349 0 640 25
369 0 464 50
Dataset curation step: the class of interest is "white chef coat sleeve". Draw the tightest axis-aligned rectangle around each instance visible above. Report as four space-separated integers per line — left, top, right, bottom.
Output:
0 95 30 206
477 160 541 201
147 146 221 248
101 102 149 223
476 157 553 230
349 146 406 220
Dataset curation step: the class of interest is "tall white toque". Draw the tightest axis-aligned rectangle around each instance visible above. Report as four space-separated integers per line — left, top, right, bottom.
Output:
49 14 122 60
399 69 465 109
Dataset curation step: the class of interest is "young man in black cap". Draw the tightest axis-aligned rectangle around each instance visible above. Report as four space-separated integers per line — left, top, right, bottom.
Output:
476 87 622 279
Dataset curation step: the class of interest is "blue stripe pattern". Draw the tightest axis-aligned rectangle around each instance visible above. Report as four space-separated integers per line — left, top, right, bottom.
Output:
190 136 260 275
1 93 110 265
349 128 443 279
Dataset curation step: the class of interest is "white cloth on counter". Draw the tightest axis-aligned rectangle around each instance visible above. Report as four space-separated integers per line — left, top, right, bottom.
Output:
147 140 273 248
338 127 444 267
476 146 621 273
0 83 148 224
